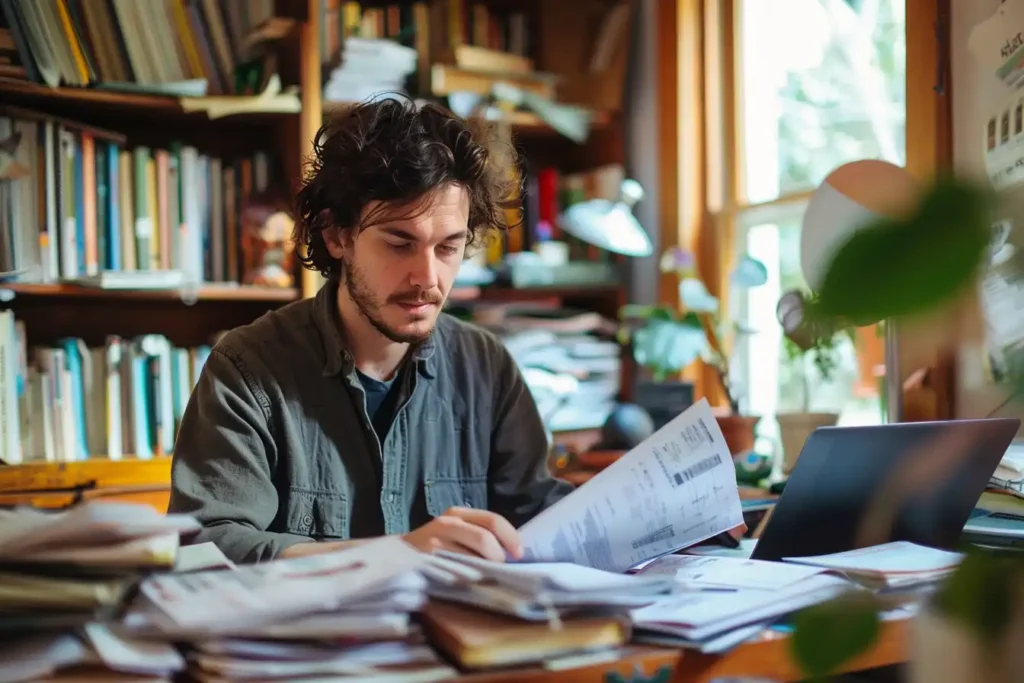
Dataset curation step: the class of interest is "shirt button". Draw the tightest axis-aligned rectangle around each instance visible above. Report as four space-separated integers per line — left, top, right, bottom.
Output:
385 492 395 503
301 514 313 526
463 500 472 508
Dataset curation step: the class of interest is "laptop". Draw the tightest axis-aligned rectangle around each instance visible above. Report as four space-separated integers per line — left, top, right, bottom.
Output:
749 418 1020 562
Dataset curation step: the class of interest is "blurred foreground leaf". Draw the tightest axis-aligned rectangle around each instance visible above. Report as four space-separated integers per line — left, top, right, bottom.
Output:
813 177 993 325
932 550 1024 646
791 593 882 680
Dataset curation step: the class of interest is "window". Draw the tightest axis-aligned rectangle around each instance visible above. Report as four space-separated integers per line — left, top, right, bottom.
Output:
722 0 906 451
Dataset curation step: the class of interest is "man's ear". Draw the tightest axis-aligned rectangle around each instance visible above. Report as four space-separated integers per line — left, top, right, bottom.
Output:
322 226 346 259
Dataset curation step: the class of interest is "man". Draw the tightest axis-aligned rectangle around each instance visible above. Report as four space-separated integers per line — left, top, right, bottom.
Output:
168 98 573 564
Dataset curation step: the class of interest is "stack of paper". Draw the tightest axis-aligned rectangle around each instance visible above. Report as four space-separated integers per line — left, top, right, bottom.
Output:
782 541 965 591
629 571 855 653
121 536 456 682
323 38 418 103
990 441 1024 498
0 502 199 633
0 501 202 681
424 551 676 621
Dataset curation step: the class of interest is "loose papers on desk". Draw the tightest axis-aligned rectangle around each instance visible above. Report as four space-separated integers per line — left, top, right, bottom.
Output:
783 541 964 590
520 398 744 573
638 554 829 591
629 573 853 649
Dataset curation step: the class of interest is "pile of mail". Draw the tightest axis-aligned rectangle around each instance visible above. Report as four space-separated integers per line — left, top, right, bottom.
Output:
629 555 855 653
123 536 456 682
781 541 965 591
0 502 201 680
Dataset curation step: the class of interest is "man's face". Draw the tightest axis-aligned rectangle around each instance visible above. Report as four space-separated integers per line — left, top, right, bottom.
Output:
326 184 470 343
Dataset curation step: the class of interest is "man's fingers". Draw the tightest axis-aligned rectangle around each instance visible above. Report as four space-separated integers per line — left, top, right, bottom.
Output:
434 516 506 562
446 507 523 559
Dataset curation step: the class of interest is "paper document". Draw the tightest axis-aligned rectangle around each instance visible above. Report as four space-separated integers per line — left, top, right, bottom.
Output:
638 554 827 591
784 541 964 574
520 399 744 573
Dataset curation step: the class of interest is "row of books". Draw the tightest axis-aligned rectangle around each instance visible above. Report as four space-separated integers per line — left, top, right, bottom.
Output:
320 0 532 71
0 310 213 465
1 0 276 95
0 109 280 285
475 162 627 266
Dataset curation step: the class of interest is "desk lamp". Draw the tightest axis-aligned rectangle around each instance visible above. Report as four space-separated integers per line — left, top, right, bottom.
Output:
558 178 654 257
784 159 919 423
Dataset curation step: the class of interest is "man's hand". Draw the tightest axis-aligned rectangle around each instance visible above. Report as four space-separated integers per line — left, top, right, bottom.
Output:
402 507 523 562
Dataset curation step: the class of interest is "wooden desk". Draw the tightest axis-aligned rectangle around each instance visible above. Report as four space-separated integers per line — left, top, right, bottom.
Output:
459 620 908 682
0 458 172 511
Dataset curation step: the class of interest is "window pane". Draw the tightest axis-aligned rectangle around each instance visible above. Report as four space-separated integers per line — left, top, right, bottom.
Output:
732 206 887 469
739 0 907 203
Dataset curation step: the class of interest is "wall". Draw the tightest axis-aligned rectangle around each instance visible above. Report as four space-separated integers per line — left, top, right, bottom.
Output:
624 0 662 306
951 0 1020 421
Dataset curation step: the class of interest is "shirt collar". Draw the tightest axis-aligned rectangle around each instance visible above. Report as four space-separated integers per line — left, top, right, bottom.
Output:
314 278 438 379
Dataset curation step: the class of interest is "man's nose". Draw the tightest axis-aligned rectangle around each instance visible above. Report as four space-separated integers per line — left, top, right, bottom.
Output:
408 250 439 290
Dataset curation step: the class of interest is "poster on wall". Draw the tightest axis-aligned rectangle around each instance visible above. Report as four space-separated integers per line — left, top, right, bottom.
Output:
979 219 1024 381
983 90 1024 191
969 0 1024 382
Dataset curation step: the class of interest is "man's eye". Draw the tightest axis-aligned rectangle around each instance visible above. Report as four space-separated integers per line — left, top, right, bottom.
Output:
387 241 412 251
438 244 461 256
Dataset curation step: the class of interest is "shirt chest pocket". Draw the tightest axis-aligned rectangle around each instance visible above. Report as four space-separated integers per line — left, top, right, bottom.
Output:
424 477 489 517
285 487 349 539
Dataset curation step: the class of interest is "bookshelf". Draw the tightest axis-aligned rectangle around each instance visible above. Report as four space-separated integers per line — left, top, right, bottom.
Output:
0 0 633 502
0 0 322 489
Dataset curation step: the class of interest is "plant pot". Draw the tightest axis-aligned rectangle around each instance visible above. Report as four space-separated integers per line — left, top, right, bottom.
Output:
777 412 839 473
714 414 760 456
909 604 1024 683
633 380 695 430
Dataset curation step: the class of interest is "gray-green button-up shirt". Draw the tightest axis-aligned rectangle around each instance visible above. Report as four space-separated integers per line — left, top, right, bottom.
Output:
168 279 573 563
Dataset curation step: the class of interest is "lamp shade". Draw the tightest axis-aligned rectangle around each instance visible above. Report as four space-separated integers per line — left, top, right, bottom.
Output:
559 179 653 257
801 159 918 290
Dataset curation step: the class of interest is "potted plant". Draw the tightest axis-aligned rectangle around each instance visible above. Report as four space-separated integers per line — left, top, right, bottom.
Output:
775 312 848 472
619 246 767 454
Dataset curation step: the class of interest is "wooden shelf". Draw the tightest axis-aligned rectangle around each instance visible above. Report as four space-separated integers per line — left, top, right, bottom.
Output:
3 284 299 348
0 457 172 511
0 79 299 124
0 457 171 493
0 283 299 304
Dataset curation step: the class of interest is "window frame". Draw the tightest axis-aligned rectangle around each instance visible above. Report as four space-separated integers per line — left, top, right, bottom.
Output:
657 0 955 421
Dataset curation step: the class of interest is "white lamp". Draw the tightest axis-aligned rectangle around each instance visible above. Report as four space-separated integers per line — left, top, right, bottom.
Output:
797 159 920 423
558 179 654 257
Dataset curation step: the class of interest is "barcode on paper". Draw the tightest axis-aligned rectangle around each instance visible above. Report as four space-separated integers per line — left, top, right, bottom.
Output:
696 417 713 443
631 525 675 549
672 453 723 485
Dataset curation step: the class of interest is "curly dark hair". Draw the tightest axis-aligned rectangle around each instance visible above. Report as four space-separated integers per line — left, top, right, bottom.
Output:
293 96 521 279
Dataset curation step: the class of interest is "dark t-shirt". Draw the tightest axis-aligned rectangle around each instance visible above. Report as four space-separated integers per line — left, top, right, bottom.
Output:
356 368 400 440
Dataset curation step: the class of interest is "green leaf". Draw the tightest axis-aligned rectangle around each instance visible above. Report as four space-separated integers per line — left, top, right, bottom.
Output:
931 550 1024 645
813 177 993 325
619 304 675 321
790 594 882 679
631 319 708 373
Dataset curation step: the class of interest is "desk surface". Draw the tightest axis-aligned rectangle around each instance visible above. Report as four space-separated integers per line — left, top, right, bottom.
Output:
459 619 908 683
